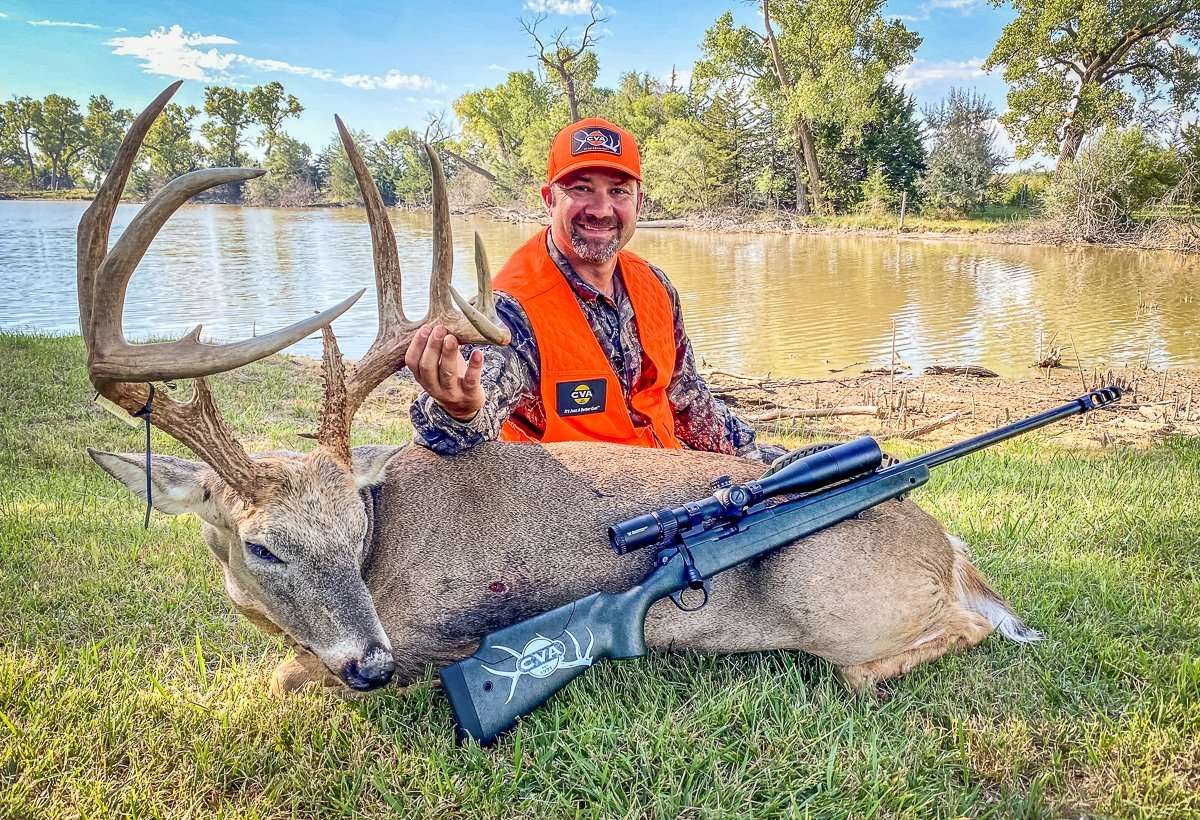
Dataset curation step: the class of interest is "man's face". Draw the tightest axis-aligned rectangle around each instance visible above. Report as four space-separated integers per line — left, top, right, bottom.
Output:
541 168 643 267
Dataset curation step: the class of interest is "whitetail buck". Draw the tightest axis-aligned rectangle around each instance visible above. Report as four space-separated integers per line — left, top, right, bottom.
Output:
84 84 1039 700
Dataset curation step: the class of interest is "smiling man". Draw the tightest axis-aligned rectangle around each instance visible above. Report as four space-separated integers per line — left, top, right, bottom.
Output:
406 117 782 462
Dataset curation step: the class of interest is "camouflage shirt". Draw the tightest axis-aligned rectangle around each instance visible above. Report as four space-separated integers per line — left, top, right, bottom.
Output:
410 230 785 464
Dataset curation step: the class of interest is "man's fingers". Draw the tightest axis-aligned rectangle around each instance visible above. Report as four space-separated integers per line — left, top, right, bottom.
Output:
417 325 447 390
462 348 484 393
404 324 431 373
436 333 462 391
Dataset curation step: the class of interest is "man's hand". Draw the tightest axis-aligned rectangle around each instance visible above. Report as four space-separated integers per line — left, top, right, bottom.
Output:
405 324 485 422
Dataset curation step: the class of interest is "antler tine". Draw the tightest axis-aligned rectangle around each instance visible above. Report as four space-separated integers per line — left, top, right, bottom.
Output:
334 115 408 334
424 142 455 318
88 166 365 382
79 84 358 503
78 81 182 341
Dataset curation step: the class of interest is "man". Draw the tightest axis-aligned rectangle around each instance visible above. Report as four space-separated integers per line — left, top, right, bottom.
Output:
406 117 783 463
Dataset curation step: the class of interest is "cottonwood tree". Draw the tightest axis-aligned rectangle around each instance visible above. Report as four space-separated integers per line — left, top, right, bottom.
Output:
32 94 87 189
454 69 557 187
2 97 41 187
201 86 253 167
142 102 202 182
245 134 316 206
984 0 1200 163
82 95 134 189
695 0 920 214
248 81 303 159
521 5 605 122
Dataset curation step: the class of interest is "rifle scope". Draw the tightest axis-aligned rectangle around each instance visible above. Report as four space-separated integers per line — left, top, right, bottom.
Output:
608 436 883 555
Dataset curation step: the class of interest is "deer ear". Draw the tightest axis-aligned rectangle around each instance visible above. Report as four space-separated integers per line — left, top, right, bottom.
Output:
350 445 398 489
87 448 234 527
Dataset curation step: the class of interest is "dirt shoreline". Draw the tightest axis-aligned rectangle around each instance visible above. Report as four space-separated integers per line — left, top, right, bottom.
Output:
282 355 1199 450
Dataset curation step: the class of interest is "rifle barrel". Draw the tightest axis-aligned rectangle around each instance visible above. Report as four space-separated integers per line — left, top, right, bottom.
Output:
903 386 1122 472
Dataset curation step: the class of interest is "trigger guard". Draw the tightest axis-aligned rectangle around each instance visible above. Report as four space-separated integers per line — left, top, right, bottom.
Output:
670 579 711 612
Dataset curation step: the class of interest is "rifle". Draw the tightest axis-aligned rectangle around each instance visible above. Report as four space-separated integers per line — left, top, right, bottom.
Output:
440 387 1122 745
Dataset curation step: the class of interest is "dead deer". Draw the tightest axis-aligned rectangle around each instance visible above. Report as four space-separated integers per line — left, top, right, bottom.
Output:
84 84 1039 703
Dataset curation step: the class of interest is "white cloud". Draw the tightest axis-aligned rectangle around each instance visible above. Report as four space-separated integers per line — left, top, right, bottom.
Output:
107 24 439 91
523 0 596 14
28 19 101 28
487 63 507 71
895 58 986 89
0 12 9 19
928 0 981 8
108 26 237 81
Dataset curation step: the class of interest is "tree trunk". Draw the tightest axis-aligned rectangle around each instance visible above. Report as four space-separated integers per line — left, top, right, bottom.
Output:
565 74 581 122
1058 121 1085 164
795 118 824 213
22 133 35 188
791 145 810 215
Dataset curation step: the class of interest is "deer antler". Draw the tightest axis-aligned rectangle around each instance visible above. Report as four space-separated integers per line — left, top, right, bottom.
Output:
316 119 510 463
79 82 363 502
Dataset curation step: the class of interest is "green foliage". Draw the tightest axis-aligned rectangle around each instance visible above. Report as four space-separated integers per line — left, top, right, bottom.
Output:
1042 126 1183 233
984 1 1200 161
601 72 688 146
200 86 252 167
82 95 133 189
244 135 316 207
247 81 303 159
816 81 926 212
642 118 726 214
31 93 86 190
858 165 895 214
141 102 202 183
372 129 434 207
918 88 1006 216
998 170 1053 207
454 70 559 188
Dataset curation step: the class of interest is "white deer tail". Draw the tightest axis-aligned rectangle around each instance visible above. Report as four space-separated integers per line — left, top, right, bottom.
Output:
948 534 1043 644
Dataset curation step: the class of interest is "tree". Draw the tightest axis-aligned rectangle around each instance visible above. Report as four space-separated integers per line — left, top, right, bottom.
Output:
142 102 202 181
201 86 252 167
32 94 86 189
642 119 727 214
372 128 432 206
521 5 605 122
695 1 920 214
984 1 1200 163
317 128 375 204
918 88 1006 215
815 81 926 212
2 96 41 187
602 72 688 146
245 134 316 206
248 81 303 159
83 95 134 190
454 70 557 188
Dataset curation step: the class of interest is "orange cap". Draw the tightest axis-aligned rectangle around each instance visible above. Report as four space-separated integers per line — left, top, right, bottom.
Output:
547 117 642 184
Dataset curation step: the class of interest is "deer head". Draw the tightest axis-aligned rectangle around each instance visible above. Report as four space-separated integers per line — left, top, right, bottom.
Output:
83 82 509 691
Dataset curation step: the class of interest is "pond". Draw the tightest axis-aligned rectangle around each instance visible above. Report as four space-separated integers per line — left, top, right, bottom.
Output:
2 199 1197 378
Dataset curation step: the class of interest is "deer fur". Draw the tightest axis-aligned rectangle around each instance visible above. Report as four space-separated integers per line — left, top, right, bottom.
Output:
90 439 1040 698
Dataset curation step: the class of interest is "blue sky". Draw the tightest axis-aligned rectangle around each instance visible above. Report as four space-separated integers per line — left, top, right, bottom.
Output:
0 0 1021 159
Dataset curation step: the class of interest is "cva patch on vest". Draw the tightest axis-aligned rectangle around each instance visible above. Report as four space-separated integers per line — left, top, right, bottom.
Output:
555 379 607 417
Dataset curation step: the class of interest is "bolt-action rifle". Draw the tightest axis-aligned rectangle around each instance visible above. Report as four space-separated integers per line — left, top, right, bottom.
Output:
440 387 1123 745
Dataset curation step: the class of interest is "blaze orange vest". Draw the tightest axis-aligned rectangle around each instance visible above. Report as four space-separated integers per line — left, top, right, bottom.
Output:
493 229 682 449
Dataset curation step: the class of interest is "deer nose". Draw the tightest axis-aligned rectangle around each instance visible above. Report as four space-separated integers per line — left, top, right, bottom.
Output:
340 644 396 691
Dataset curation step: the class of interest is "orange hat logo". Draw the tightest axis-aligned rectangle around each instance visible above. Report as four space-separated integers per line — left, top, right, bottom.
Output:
571 126 621 156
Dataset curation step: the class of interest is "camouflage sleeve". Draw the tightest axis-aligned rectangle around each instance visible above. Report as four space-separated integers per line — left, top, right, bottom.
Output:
409 293 540 455
648 266 781 463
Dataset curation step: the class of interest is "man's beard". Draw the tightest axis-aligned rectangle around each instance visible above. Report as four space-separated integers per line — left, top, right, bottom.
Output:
569 219 622 263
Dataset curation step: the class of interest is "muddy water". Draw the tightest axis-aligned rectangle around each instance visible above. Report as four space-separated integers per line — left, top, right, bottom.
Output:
2 199 1197 377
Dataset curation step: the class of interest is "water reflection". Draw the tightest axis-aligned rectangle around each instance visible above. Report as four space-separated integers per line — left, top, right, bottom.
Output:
1 199 1197 377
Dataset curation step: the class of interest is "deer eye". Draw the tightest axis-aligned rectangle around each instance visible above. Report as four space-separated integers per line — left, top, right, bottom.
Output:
245 541 284 565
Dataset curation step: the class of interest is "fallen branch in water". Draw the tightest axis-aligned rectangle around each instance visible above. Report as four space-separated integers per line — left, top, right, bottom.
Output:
746 405 879 422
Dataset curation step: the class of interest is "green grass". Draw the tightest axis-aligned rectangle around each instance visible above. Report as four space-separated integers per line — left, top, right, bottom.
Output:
809 205 1035 234
2 332 1197 818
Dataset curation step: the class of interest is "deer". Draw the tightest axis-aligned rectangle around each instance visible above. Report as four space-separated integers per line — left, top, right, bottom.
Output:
83 83 1040 705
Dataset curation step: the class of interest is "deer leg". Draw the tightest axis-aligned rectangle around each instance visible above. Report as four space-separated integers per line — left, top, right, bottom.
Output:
269 651 340 696
836 609 994 694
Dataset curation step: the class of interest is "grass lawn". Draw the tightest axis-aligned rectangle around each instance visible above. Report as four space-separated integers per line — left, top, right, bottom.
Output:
809 205 1035 235
1 333 1197 818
